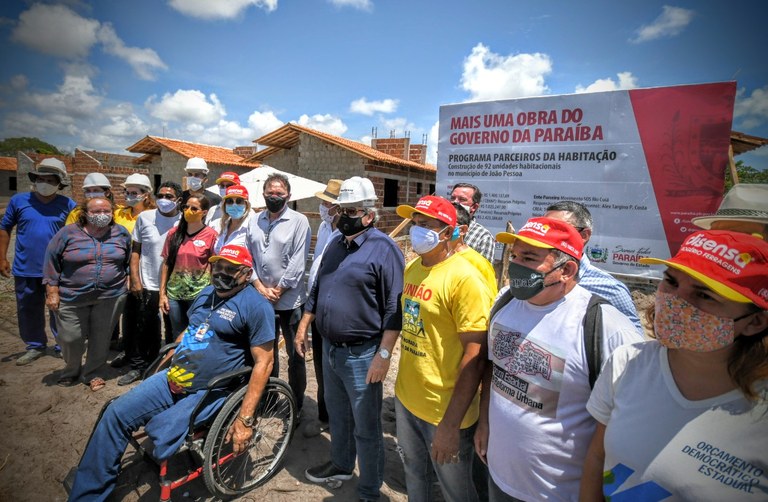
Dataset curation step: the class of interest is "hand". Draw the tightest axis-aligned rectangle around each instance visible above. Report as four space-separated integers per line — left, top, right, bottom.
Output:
46 293 60 313
0 258 10 278
255 283 278 303
225 418 254 456
431 421 461 465
365 353 390 384
473 420 489 465
130 280 143 298
294 327 309 359
159 294 170 314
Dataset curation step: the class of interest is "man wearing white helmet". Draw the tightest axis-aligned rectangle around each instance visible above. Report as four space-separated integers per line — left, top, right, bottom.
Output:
296 176 404 502
181 157 221 210
0 158 76 365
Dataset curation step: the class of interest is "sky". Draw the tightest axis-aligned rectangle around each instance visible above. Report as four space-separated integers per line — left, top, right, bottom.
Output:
0 0 766 168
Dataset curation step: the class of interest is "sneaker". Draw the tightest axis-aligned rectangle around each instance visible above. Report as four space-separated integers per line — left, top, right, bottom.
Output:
305 461 353 483
118 369 142 386
110 352 127 368
16 349 45 366
302 420 329 438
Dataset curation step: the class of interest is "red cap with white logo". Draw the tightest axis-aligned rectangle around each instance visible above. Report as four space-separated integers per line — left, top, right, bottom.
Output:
397 196 457 226
223 184 249 201
209 244 253 268
496 217 583 260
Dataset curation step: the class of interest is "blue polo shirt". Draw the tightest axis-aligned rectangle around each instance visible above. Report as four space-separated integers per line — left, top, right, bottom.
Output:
306 227 404 343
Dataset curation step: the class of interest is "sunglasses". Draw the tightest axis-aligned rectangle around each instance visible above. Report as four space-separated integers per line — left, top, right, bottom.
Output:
224 198 247 205
339 207 365 217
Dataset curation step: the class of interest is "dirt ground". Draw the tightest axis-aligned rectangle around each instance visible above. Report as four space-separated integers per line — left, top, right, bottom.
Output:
0 260 656 502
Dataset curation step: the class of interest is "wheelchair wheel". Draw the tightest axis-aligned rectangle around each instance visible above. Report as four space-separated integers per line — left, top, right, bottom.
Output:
202 377 297 498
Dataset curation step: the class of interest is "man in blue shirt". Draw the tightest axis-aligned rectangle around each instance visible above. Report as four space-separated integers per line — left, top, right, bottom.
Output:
68 245 275 501
0 157 76 365
295 177 404 502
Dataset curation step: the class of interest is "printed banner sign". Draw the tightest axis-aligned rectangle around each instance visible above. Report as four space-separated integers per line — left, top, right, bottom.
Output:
437 82 736 276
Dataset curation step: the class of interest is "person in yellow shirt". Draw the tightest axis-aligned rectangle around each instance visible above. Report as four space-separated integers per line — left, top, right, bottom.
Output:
450 202 497 296
395 195 493 502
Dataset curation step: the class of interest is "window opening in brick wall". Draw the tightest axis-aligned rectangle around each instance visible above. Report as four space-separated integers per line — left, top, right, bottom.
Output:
154 174 162 192
416 182 422 195
384 178 399 207
9 176 17 191
429 183 435 195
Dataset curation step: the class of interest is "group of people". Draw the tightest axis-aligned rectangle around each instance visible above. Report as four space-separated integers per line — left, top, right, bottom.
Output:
2 156 767 501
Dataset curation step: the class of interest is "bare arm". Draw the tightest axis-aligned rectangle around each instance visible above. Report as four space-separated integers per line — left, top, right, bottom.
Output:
294 311 316 358
0 229 11 277
431 330 487 465
579 422 606 502
225 342 274 455
473 362 493 465
159 262 170 314
129 242 142 296
366 329 400 384
45 284 60 312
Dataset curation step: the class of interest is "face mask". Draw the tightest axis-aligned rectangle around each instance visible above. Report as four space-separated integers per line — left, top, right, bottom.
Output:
410 225 445 255
226 204 247 219
653 291 748 352
125 194 145 207
319 204 335 225
460 203 472 215
156 198 177 214
451 227 461 241
265 195 287 213
86 213 112 228
186 176 204 191
84 191 105 199
337 213 370 237
506 261 565 300
184 208 204 223
219 187 228 197
35 182 58 197
212 271 241 292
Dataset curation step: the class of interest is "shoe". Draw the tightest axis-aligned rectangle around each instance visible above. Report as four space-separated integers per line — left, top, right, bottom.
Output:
110 352 127 368
16 349 45 366
89 377 106 392
302 420 329 438
118 369 142 386
57 377 78 387
305 461 353 483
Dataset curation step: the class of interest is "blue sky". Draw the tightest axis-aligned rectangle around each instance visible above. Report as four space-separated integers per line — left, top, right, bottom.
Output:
0 0 765 168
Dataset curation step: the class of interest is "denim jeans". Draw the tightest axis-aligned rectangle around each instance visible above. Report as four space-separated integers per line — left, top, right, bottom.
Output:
15 276 58 351
273 306 306 412
323 338 384 500
395 397 478 502
167 298 195 339
68 371 225 501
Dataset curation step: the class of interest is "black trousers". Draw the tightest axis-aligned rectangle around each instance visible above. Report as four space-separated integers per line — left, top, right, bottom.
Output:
123 290 171 371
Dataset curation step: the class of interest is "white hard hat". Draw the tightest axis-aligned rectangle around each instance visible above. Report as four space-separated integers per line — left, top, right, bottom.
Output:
337 176 377 208
185 157 208 173
122 173 152 192
28 157 68 185
82 172 111 189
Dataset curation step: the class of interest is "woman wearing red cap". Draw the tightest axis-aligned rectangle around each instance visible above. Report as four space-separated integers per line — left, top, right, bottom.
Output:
212 185 253 254
581 230 768 501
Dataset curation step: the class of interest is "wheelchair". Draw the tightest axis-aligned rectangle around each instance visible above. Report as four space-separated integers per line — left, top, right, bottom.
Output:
76 343 297 501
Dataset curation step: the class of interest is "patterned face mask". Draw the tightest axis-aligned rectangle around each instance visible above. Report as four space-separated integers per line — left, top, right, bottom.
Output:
653 291 752 352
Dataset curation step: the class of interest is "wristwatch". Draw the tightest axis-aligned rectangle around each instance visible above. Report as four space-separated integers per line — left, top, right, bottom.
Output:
237 414 255 427
378 347 391 360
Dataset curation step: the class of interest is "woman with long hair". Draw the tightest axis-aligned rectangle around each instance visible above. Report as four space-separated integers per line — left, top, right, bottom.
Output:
213 184 253 254
159 194 217 337
43 196 131 391
580 230 768 501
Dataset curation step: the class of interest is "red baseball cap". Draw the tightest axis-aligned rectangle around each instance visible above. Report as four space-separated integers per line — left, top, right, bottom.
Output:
215 172 241 185
640 230 768 309
209 245 253 268
397 196 457 226
223 184 249 201
496 217 583 260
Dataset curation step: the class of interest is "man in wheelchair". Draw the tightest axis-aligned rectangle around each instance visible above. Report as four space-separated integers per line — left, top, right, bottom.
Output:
68 244 276 501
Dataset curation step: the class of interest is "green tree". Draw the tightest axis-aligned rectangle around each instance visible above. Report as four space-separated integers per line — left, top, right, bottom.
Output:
0 137 63 157
724 160 768 191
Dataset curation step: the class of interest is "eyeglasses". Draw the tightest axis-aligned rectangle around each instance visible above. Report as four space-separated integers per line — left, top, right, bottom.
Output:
225 198 246 206
125 191 143 197
339 207 364 217
182 205 202 212
156 193 177 200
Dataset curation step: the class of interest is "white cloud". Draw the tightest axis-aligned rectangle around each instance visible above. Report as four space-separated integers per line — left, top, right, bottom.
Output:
427 121 439 165
380 117 417 136
11 4 100 58
350 97 398 115
734 86 768 130
460 43 552 102
248 110 284 137
24 72 103 119
630 5 694 44
295 113 348 136
97 24 168 80
328 0 373 11
169 0 278 19
146 89 226 124
80 113 150 150
10 74 29 91
575 72 639 93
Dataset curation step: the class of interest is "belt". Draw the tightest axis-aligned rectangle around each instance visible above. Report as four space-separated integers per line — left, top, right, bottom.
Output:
329 338 375 348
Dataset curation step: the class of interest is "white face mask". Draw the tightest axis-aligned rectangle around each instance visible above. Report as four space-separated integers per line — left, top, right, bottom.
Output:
186 176 204 191
319 204 335 225
35 182 58 197
460 203 472 215
219 187 228 197
410 225 444 255
156 198 177 214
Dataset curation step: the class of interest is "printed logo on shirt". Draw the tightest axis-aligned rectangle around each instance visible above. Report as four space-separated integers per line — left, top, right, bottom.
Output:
680 441 764 495
401 298 428 357
218 307 236 322
603 463 672 501
490 323 565 418
193 239 207 247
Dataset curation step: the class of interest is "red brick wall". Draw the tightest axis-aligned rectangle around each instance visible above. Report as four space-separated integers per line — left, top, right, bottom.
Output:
71 150 149 206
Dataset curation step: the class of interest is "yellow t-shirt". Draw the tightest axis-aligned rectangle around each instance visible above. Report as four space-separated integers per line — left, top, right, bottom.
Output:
458 247 498 297
64 205 137 234
396 252 493 428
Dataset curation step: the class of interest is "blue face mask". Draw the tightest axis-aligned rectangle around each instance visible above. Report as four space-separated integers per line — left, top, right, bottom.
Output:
451 227 460 241
225 204 247 219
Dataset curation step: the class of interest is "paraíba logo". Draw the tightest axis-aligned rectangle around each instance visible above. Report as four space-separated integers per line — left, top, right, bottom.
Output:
587 245 608 263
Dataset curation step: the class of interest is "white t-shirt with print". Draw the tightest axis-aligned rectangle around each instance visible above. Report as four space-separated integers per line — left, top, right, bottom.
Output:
132 209 180 291
588 341 768 501
487 284 642 501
